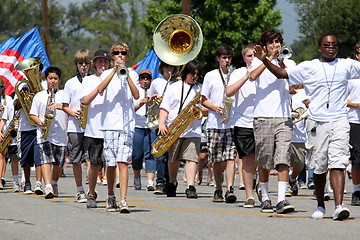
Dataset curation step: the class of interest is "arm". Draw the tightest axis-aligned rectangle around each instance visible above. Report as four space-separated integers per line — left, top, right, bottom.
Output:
226 67 251 97
29 114 44 127
127 75 140 100
62 103 80 120
134 97 147 111
201 95 223 115
347 99 360 109
158 108 169 136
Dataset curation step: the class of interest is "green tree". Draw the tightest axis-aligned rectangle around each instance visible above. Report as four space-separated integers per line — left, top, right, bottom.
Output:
142 0 282 71
289 0 360 61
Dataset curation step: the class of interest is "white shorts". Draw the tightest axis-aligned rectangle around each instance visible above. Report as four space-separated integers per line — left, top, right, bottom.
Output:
103 130 133 167
305 118 350 174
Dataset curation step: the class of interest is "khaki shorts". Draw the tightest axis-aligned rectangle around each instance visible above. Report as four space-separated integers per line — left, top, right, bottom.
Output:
306 118 350 174
290 142 305 170
168 137 200 163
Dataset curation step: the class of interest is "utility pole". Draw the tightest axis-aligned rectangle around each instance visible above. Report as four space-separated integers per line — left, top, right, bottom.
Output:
182 0 191 16
42 0 51 62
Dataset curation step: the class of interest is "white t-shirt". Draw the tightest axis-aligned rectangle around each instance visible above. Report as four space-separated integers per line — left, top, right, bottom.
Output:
291 88 307 143
98 68 138 131
202 69 234 129
133 87 148 128
148 77 168 97
160 80 201 138
286 58 360 122
30 89 67 146
228 67 256 128
1 95 14 129
251 57 296 118
347 79 360 124
81 74 104 138
62 76 85 133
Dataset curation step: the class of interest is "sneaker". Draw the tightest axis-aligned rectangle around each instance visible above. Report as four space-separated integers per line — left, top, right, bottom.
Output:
238 182 245 190
299 183 307 189
260 200 273 213
333 205 350 220
34 182 44 195
213 189 224 202
85 177 89 185
86 195 97 208
225 186 237 203
166 182 178 197
106 197 117 212
52 183 59 197
0 183 3 190
289 178 298 196
119 200 131 213
96 175 102 184
308 182 315 189
13 183 20 193
87 190 98 200
286 185 292 197
312 206 326 219
134 177 141 190
324 189 330 201
154 183 165 195
102 176 108 186
116 182 120 188
1 177 5 187
44 186 55 199
185 185 198 199
24 183 32 194
351 191 360 206
76 191 87 203
197 171 203 185
243 198 255 208
146 180 155 191
276 200 295 214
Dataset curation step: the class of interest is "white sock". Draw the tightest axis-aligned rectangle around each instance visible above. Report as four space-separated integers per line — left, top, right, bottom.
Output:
13 175 19 184
46 184 52 189
353 184 360 192
21 169 25 183
51 180 58 185
260 182 269 202
278 182 287 203
77 186 84 193
107 195 115 199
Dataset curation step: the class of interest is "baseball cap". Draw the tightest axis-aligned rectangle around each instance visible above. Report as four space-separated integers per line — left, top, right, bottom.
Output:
93 50 110 61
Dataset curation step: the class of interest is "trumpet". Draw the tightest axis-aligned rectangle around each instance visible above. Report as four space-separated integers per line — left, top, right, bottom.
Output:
279 46 293 59
117 66 129 79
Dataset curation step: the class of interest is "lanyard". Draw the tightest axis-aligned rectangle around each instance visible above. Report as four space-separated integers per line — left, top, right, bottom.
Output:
178 81 194 114
321 59 337 109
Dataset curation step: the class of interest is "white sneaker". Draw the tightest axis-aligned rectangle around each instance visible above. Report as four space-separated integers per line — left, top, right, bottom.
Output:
134 177 141 190
13 183 20 193
76 191 87 203
44 186 55 199
34 182 44 195
333 205 350 220
146 180 155 191
312 206 325 219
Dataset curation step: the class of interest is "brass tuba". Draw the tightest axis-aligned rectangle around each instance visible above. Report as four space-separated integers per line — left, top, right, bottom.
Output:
15 57 43 126
148 14 203 129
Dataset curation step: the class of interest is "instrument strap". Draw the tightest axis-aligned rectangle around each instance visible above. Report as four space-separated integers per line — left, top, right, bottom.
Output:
218 68 228 87
178 81 194 114
76 73 83 83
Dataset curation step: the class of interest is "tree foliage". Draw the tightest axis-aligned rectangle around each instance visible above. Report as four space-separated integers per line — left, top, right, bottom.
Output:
142 0 282 71
289 0 360 61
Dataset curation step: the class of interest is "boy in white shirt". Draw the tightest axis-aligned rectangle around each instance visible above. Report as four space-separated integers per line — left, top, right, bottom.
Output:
29 66 67 199
97 43 139 213
255 33 360 220
62 49 91 203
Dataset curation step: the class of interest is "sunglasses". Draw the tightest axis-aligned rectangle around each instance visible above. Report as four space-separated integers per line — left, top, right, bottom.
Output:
77 62 90 65
112 51 128 56
322 42 338 48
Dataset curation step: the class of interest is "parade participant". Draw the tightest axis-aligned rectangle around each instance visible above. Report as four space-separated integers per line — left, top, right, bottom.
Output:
201 44 237 203
254 33 360 220
158 60 202 198
97 42 139 213
29 66 67 199
62 49 91 203
226 43 256 207
250 29 296 214
80 50 111 208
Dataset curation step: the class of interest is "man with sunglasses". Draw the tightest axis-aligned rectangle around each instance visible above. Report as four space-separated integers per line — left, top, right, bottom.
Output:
254 33 360 220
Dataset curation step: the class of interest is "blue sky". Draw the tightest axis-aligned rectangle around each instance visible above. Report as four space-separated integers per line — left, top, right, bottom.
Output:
58 0 300 44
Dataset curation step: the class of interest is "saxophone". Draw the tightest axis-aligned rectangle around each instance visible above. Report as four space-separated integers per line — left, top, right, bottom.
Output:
42 89 55 140
151 85 203 158
0 111 20 153
221 65 233 124
79 103 88 129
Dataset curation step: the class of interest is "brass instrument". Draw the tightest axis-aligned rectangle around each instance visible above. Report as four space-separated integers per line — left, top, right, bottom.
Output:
221 65 233 124
79 103 88 129
151 85 203 158
42 89 55 140
279 46 293 59
117 66 129 79
15 57 43 126
292 106 307 124
0 111 20 153
148 14 203 130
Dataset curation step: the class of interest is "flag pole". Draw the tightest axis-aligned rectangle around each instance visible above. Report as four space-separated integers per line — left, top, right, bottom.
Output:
41 0 51 62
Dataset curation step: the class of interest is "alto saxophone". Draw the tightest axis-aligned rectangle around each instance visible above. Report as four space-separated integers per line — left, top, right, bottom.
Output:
221 65 233 124
0 111 20 153
151 85 203 158
79 103 88 129
42 89 55 140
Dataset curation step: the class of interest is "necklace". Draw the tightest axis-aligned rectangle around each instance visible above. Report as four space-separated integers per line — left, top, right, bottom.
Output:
321 59 337 108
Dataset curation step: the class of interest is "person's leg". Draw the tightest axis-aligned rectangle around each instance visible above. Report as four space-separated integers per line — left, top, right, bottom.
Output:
330 169 345 207
185 160 197 186
0 153 5 188
237 156 244 188
106 166 116 196
42 163 52 185
197 152 206 184
144 129 155 189
118 162 128 201
88 165 101 197
168 160 181 183
314 172 326 209
132 128 145 189
243 153 256 199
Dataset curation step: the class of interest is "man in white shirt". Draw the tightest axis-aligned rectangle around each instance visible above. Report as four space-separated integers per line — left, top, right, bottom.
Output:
254 33 360 220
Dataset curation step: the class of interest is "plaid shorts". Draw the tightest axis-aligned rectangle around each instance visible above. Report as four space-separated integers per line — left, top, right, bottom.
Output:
39 142 66 167
207 128 236 163
103 130 133 167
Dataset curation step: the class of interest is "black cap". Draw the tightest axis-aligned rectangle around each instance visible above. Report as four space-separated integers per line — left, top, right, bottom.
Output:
93 50 110 61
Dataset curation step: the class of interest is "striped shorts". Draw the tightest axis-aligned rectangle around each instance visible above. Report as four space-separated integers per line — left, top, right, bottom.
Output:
39 142 66 167
207 128 236 163
103 130 133 167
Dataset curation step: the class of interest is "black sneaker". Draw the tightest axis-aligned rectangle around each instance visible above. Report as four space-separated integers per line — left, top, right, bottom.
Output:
289 178 298 196
1 177 6 187
185 185 198 199
225 186 237 203
261 200 273 213
276 200 295 214
166 182 178 197
351 191 360 206
213 189 224 202
154 183 165 195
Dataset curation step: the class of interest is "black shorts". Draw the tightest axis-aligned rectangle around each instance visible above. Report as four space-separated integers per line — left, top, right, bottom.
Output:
350 123 360 169
200 142 208 153
6 145 18 159
233 126 255 158
85 137 104 167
